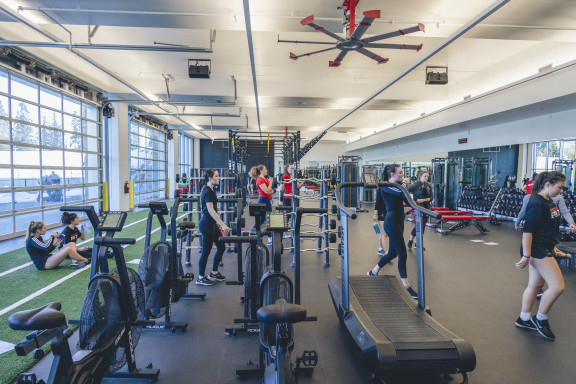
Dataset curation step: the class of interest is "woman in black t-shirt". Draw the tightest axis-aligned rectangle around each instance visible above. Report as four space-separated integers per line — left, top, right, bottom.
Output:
60 212 92 260
196 169 230 286
514 171 566 340
373 182 388 257
406 170 433 250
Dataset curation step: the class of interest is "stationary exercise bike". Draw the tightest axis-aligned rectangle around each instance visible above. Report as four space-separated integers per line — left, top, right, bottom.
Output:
225 210 319 383
8 210 159 384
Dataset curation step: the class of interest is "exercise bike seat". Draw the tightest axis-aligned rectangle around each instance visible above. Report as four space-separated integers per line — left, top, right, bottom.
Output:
8 302 66 331
257 299 307 324
177 221 196 229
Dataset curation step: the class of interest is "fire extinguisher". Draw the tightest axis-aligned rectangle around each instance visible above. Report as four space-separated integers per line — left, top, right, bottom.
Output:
124 182 130 194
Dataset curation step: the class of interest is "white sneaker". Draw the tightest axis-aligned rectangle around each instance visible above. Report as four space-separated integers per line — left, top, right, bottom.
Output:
267 239 272 246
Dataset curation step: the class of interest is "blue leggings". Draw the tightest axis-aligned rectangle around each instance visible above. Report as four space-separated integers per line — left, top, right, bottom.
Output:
377 219 408 278
252 196 272 228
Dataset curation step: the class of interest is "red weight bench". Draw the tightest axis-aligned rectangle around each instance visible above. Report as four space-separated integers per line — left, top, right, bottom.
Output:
435 215 491 235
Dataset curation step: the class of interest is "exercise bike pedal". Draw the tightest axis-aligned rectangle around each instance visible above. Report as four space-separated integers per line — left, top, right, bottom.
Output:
299 350 318 367
17 373 44 384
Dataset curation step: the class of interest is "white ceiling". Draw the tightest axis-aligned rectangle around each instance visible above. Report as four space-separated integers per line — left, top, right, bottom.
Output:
1 0 575 144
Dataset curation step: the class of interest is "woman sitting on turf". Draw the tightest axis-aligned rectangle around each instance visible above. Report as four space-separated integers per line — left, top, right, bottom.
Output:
25 221 90 270
60 212 92 260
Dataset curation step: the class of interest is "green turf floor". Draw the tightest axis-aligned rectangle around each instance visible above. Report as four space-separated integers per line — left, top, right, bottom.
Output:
0 206 192 384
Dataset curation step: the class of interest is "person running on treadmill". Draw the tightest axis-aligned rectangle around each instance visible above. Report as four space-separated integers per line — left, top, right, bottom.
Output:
514 171 567 340
367 164 419 299
406 170 433 251
196 169 230 286
25 221 90 270
373 180 388 257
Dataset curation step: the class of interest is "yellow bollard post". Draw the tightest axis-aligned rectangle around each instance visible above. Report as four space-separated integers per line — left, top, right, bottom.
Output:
102 182 109 211
129 180 134 209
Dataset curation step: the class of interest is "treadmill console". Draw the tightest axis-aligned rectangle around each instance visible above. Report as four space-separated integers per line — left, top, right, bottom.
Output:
362 172 378 188
99 211 128 232
249 203 267 217
266 212 289 231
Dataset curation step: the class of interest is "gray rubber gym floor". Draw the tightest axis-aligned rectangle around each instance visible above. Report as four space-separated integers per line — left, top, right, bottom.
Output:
30 202 576 383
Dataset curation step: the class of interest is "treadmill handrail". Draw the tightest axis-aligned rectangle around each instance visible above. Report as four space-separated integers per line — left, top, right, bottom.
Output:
334 182 441 219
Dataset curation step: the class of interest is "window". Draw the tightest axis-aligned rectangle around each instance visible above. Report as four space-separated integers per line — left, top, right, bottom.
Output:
129 120 167 203
0 69 102 239
178 132 192 177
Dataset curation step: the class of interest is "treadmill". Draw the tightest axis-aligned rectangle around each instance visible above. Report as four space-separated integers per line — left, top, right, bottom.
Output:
328 173 476 380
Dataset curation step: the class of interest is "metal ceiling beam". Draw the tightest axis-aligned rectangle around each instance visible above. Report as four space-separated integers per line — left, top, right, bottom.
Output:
131 112 241 118
0 40 212 52
0 5 211 139
312 0 511 143
242 0 262 140
107 100 236 106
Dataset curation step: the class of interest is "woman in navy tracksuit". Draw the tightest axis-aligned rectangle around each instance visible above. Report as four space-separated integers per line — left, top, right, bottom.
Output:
25 221 89 270
196 169 230 286
368 164 419 299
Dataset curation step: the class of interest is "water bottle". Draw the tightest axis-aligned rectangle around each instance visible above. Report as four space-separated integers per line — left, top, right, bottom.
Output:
82 223 90 234
373 222 381 235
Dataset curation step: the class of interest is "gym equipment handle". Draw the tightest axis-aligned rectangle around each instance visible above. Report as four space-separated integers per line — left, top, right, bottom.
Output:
218 235 258 243
297 207 328 214
94 237 136 246
59 205 93 213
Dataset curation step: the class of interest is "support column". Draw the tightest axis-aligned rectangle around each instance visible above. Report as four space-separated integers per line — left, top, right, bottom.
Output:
107 102 130 211
167 127 178 198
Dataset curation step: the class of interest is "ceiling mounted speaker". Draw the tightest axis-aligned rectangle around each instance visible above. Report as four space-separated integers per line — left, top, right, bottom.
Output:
425 66 448 85
188 59 211 79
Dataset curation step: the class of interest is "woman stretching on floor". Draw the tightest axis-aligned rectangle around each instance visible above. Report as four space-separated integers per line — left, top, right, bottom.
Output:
367 164 419 300
25 221 90 270
514 171 566 340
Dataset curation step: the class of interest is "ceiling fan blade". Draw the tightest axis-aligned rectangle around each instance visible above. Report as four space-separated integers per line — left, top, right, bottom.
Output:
364 42 423 51
355 47 389 65
300 15 344 42
278 39 335 46
328 50 349 67
290 46 338 60
362 23 425 44
349 10 380 41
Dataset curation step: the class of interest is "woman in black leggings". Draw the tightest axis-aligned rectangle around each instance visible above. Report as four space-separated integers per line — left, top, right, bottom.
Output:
196 169 230 286
367 164 418 299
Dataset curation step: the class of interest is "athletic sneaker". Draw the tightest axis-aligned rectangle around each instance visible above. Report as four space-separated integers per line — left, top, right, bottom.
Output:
377 249 385 257
407 240 413 250
267 239 272 246
414 243 425 251
249 229 257 235
209 271 226 282
196 276 216 286
531 315 556 340
283 232 291 238
405 286 419 300
367 270 377 276
515 317 537 330
69 261 87 269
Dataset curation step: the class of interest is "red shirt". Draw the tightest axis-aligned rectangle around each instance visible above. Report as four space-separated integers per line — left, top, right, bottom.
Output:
526 179 534 195
256 176 272 198
283 173 293 198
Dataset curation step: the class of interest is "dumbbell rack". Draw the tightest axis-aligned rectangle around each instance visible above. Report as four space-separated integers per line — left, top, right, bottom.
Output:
457 186 500 215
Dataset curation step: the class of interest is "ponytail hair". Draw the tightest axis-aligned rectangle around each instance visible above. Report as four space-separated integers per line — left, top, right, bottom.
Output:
250 164 266 179
202 169 217 191
532 171 566 196
26 221 44 239
383 164 401 182
61 212 78 225
416 169 429 183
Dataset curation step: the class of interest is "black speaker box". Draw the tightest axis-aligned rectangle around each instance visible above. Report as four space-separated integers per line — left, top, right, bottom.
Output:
426 72 448 85
189 65 210 79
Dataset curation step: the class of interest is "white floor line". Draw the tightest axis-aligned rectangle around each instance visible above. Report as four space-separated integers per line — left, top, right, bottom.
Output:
0 214 186 316
483 242 499 245
0 216 149 279
470 240 485 243
0 340 14 355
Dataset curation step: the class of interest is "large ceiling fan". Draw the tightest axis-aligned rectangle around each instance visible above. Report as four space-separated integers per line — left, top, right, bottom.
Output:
282 0 425 67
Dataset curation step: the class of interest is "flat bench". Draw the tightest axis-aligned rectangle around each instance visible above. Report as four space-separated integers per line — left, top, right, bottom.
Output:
435 215 491 235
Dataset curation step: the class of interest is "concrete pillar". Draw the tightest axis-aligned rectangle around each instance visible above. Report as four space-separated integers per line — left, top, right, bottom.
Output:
106 102 130 211
167 127 178 198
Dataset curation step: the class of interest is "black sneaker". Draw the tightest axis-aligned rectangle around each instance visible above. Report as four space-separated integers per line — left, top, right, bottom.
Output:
537 289 544 299
414 243 425 251
367 270 377 276
209 271 226 282
405 286 419 300
515 317 537 330
407 240 413 249
196 276 216 286
531 315 555 340
69 261 87 269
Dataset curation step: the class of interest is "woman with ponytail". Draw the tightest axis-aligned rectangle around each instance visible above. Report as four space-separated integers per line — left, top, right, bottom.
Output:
406 170 433 250
249 164 275 245
25 221 90 270
196 169 230 286
514 171 567 340
60 212 92 259
367 164 419 300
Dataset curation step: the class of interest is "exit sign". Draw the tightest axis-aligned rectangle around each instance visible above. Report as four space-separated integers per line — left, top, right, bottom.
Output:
458 138 468 144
